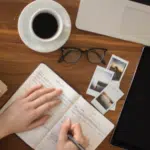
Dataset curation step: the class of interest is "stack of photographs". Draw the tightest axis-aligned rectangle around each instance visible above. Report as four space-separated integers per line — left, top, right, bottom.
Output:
86 55 129 114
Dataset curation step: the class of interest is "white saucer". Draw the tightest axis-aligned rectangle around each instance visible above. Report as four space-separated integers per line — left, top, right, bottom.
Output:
18 0 71 53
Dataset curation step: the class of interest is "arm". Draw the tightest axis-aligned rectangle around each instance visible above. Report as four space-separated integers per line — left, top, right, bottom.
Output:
0 85 62 139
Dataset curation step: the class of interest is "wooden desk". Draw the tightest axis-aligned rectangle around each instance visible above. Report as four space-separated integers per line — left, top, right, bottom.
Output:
0 0 143 150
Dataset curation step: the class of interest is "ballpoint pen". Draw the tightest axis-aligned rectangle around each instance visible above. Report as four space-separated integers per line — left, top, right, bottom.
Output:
67 133 85 150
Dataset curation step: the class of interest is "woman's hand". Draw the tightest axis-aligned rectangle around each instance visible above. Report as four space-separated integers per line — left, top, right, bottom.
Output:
0 85 62 139
57 119 89 150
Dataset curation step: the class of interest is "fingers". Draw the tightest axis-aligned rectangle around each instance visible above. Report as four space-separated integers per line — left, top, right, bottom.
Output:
71 123 83 137
34 100 61 118
31 89 62 108
58 118 71 142
71 123 89 148
28 115 50 130
26 88 56 102
19 85 43 99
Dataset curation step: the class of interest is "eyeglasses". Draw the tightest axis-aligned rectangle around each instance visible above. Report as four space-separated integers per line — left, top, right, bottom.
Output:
58 47 107 65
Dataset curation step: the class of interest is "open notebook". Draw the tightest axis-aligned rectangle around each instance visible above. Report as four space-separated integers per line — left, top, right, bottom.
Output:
0 63 114 150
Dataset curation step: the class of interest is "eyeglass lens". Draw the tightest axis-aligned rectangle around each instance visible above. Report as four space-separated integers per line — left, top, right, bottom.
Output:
88 49 105 63
62 49 82 63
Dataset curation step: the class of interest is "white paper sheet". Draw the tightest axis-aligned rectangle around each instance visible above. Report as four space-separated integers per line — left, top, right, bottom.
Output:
36 97 114 150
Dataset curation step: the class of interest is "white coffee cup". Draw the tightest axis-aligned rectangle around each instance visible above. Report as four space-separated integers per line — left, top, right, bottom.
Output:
18 0 71 53
29 8 63 42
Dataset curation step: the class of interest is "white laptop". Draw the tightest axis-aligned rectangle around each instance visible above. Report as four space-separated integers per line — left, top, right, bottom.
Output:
76 0 150 45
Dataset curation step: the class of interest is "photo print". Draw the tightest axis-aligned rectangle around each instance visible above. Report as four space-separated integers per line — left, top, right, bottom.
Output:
91 85 124 114
86 66 114 97
107 55 129 82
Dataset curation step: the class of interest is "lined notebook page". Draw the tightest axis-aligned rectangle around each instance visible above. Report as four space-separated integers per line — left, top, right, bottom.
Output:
0 64 79 148
36 97 114 150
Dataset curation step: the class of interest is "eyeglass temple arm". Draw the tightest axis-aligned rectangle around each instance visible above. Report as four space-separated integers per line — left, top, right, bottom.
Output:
101 59 106 65
58 56 64 63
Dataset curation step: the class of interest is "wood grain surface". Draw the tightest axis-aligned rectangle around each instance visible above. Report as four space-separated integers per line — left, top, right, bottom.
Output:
0 0 143 150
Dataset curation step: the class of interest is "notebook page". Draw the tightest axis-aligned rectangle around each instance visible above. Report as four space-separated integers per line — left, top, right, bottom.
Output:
0 63 79 148
36 97 114 150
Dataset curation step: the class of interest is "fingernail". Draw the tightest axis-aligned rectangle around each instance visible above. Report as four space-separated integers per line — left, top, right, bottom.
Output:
74 123 80 126
56 100 61 104
44 115 50 121
42 115 50 125
66 118 71 124
57 89 62 93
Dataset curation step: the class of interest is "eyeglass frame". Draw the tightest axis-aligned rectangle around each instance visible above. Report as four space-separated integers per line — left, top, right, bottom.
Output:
58 47 108 65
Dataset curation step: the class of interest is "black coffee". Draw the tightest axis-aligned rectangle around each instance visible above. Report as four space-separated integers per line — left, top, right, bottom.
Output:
32 12 58 39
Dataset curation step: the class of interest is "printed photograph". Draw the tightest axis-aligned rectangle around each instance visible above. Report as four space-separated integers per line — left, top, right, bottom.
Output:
89 68 113 93
96 92 113 110
109 57 127 81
